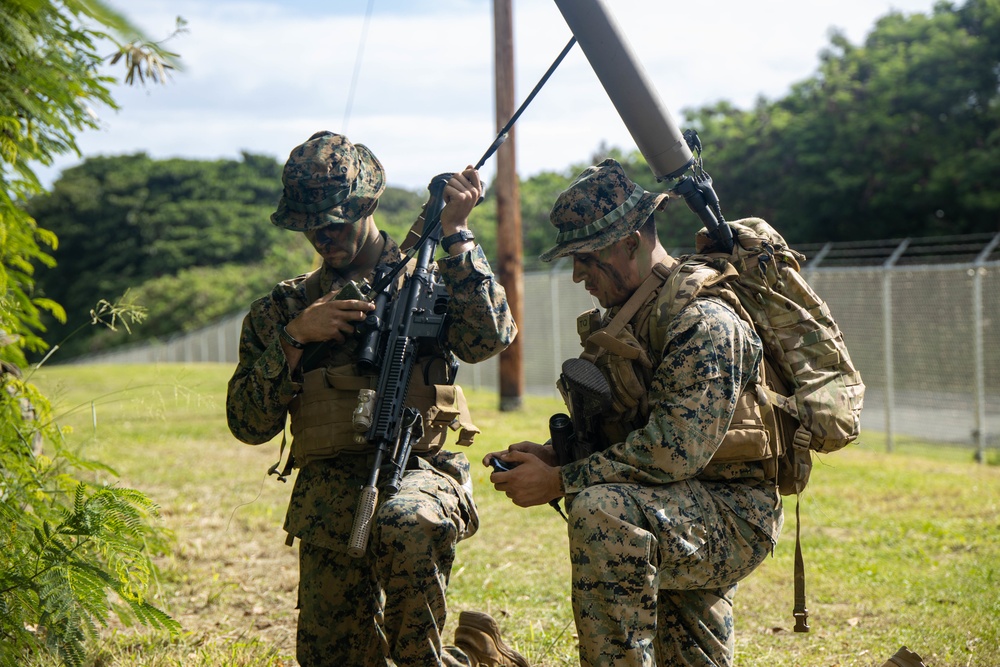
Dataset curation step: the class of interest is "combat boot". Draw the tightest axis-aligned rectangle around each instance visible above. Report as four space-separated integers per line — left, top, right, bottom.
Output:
881 646 927 667
454 611 530 667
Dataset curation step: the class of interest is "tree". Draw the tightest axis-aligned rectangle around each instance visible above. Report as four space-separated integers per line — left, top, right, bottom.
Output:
27 152 291 357
26 153 439 356
682 0 1000 243
1 1 184 664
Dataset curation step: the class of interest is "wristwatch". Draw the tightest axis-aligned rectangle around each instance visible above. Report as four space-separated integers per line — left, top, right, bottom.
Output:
441 229 476 252
279 325 306 350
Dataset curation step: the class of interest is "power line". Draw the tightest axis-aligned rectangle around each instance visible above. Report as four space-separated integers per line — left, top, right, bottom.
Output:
343 0 376 132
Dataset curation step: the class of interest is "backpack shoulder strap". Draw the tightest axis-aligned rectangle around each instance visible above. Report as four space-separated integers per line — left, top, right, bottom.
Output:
660 256 739 322
580 257 676 363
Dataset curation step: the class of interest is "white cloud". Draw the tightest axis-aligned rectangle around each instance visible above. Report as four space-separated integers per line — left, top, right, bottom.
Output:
37 0 940 192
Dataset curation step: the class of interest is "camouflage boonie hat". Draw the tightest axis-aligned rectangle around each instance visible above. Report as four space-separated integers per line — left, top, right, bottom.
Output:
540 158 670 262
270 131 386 231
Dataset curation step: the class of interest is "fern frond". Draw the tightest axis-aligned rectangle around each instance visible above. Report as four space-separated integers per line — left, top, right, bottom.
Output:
124 596 181 634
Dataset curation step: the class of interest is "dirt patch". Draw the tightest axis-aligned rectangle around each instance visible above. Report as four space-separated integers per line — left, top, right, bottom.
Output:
138 448 303 662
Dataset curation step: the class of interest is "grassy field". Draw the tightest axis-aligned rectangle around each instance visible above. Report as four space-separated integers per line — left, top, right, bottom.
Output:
28 363 1000 667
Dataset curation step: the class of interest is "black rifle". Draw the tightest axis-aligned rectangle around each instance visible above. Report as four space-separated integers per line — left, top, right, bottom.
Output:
346 174 454 558
344 39 579 557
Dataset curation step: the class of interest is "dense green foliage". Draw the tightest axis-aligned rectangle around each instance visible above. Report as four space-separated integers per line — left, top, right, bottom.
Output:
1 1 185 664
683 0 1000 242
26 153 287 357
27 152 430 356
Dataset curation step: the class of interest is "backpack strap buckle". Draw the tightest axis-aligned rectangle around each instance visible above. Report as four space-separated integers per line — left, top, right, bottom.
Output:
792 425 812 451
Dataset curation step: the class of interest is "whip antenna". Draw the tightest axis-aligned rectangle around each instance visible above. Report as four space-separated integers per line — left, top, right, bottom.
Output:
372 36 578 297
475 36 577 170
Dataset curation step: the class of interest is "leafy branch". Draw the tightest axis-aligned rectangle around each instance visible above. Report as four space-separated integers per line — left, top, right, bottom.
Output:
107 16 187 86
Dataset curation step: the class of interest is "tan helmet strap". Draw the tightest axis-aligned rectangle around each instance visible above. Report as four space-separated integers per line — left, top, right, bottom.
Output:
267 415 294 482
303 268 325 305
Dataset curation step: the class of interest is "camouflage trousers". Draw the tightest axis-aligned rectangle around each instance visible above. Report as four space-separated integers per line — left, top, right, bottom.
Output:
566 480 777 667
294 453 480 667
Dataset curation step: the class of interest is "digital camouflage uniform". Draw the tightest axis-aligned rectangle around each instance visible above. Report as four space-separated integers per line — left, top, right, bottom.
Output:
543 159 784 667
226 132 516 667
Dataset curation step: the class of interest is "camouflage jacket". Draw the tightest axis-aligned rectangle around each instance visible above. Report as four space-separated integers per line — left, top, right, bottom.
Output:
560 280 783 545
227 233 514 443
226 233 516 546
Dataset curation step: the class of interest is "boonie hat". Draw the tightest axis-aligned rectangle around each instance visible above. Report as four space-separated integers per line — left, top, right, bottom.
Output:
271 131 386 231
540 158 670 262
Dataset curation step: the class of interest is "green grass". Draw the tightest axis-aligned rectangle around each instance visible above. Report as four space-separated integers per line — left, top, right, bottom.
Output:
28 363 1000 666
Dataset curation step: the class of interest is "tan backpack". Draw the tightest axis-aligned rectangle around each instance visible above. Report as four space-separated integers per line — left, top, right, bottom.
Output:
666 217 866 632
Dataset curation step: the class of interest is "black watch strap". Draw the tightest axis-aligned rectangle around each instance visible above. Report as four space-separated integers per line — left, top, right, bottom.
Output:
441 229 475 252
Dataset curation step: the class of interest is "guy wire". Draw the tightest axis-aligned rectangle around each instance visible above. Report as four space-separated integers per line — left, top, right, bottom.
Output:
343 0 377 131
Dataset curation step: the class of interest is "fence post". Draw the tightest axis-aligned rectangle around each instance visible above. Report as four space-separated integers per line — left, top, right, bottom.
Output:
882 271 894 452
883 240 909 453
550 267 562 377
217 325 227 365
972 233 1000 462
973 266 985 463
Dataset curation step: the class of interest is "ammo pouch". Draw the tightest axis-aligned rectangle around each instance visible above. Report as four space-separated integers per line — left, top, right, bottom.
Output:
709 386 778 465
588 321 653 420
709 359 784 469
553 358 613 465
704 354 802 495
289 364 479 468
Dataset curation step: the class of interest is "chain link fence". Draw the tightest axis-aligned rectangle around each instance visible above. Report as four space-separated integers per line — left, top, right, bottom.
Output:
76 235 1000 454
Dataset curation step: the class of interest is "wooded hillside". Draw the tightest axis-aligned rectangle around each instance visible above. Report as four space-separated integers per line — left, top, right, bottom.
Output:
26 0 1000 359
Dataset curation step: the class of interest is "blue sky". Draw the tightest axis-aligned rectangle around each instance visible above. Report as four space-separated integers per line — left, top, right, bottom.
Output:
39 0 941 192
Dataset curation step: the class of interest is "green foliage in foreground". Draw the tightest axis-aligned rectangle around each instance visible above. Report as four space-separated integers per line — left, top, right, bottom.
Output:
27 363 1000 666
2 1 188 664
1 361 179 667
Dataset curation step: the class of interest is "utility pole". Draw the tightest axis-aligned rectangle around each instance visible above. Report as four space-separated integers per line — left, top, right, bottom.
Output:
492 0 524 411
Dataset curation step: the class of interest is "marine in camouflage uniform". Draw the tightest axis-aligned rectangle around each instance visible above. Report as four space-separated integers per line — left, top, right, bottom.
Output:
226 132 525 667
486 159 783 666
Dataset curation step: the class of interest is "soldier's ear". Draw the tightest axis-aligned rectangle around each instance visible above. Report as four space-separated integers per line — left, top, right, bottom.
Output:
624 231 641 258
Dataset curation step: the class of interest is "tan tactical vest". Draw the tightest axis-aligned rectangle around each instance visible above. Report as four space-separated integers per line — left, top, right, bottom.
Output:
284 266 480 469
572 259 785 477
288 364 479 467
